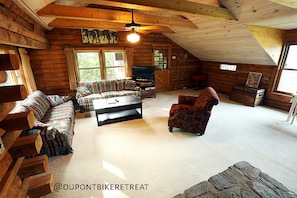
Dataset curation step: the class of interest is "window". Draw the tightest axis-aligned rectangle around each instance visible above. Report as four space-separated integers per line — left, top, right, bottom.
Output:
75 50 126 81
103 51 125 80
220 64 237 71
276 44 297 94
154 49 168 69
76 51 101 81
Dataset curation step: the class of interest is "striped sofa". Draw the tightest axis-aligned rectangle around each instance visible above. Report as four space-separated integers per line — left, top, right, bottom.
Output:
76 79 141 111
10 90 75 157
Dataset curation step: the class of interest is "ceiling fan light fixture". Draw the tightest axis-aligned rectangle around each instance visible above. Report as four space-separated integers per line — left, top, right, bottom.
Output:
127 31 140 43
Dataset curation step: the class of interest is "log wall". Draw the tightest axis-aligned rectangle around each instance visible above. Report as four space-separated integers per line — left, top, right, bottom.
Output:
200 61 291 111
0 0 48 49
28 28 201 95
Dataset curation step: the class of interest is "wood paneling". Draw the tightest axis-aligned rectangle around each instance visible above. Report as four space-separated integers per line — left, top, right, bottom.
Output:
0 0 48 49
200 61 291 111
28 28 201 95
284 29 297 43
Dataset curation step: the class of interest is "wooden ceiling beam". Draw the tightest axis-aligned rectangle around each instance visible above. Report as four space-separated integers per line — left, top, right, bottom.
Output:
69 0 237 21
48 18 175 33
37 4 197 29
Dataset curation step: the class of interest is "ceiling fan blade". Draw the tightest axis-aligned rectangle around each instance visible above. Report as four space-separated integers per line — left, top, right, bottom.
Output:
137 29 150 34
139 26 162 30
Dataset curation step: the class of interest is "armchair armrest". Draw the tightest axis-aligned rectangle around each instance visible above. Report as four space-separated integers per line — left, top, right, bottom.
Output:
173 105 210 115
178 95 198 105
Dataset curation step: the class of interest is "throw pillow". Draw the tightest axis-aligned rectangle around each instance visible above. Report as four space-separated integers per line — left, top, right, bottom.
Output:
22 91 51 121
124 80 136 90
76 86 92 97
47 95 64 107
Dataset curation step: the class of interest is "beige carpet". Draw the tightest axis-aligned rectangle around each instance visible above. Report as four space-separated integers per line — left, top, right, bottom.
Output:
46 89 297 198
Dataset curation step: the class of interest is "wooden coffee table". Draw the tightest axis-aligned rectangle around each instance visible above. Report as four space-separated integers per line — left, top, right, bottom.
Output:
93 95 142 126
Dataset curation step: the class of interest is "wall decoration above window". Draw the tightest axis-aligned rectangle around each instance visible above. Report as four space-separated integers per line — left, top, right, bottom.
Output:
245 72 262 88
81 29 118 44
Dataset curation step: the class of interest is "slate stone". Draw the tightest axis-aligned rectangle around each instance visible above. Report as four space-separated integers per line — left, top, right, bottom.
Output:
209 174 233 190
199 192 215 198
250 180 278 198
242 184 261 198
234 161 261 179
260 172 288 191
184 181 213 197
172 193 186 198
220 168 241 184
173 161 297 198
217 186 241 198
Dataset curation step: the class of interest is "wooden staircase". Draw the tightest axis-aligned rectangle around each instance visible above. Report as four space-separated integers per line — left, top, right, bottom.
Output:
0 49 53 197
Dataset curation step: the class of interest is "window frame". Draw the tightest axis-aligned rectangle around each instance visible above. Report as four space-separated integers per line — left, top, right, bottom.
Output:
152 44 171 70
274 44 297 95
76 50 103 81
220 63 237 72
102 50 127 80
75 48 127 81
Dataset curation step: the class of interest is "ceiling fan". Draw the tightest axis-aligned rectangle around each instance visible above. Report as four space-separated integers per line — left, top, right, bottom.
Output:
125 9 161 34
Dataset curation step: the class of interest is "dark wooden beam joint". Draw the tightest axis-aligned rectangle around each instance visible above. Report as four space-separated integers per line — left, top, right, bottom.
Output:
0 54 20 70
0 85 27 103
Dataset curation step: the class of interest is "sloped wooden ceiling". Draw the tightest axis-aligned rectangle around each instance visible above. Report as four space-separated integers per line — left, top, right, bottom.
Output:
12 0 297 66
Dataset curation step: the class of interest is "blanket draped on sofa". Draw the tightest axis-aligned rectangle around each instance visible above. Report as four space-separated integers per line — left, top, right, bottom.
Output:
10 90 75 157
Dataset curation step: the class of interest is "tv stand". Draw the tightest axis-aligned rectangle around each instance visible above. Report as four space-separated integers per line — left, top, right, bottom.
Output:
137 82 156 99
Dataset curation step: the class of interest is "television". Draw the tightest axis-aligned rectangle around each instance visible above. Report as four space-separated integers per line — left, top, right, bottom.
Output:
132 66 155 83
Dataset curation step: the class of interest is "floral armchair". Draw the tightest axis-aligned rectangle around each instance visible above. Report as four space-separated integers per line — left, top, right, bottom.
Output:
168 87 219 136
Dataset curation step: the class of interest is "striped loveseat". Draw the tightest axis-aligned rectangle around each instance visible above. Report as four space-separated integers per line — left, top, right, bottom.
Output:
10 90 75 157
76 79 141 111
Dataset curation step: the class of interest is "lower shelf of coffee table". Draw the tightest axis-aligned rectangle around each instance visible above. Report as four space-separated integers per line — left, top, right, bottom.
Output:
97 109 142 126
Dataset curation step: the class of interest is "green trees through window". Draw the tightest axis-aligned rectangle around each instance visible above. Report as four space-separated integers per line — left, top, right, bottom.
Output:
76 50 126 81
77 52 101 81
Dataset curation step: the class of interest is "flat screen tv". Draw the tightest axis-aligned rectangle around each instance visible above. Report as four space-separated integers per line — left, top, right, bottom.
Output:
132 66 155 83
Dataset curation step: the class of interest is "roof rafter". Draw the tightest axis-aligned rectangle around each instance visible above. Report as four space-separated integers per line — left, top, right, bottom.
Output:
69 0 237 21
37 4 197 29
49 18 175 33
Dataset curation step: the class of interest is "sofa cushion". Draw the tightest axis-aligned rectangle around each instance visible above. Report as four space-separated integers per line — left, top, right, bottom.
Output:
101 91 122 98
118 90 141 97
47 95 65 106
77 81 99 93
76 93 103 111
98 80 117 92
116 79 126 91
22 90 50 121
76 86 92 97
42 100 74 123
